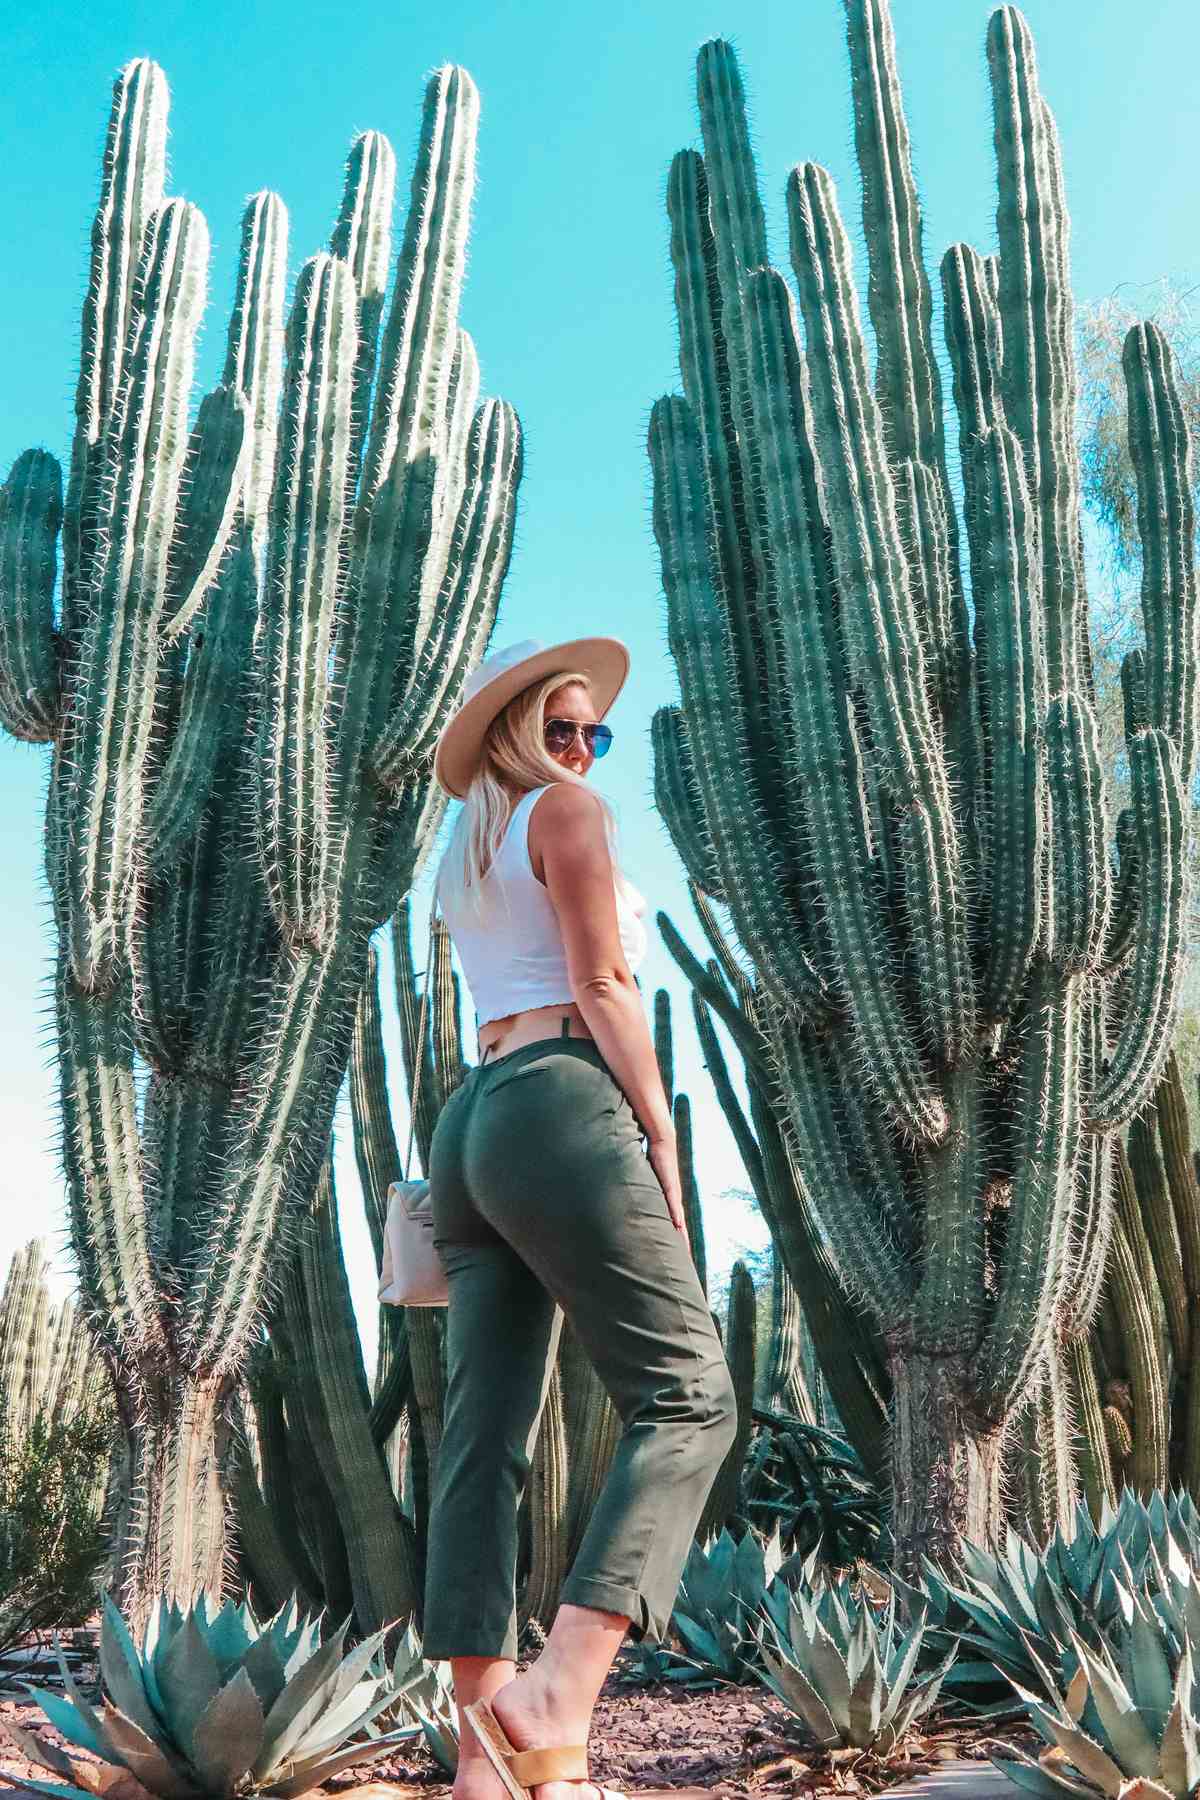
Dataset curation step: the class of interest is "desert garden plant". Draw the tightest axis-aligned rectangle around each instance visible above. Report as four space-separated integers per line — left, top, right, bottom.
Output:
2 1592 421 1800
751 1565 955 1752
995 1584 1200 1799
649 0 1197 1562
0 55 520 1623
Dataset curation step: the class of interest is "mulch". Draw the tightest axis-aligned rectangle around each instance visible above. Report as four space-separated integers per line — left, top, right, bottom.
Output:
0 1638 1026 1799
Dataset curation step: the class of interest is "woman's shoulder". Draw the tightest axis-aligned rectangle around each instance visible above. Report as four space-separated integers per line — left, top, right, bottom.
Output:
526 780 607 830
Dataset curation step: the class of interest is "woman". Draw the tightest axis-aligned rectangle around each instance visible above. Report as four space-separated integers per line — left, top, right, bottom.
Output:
424 635 738 1800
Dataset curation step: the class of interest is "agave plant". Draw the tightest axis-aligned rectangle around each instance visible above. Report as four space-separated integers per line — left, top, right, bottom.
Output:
997 1603 1200 1799
614 1523 805 1689
751 1572 955 1754
1 1592 420 1799
374 1622 459 1776
923 1490 1200 1703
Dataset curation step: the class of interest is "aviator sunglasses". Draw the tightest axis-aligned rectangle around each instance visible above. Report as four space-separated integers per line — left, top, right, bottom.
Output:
544 716 614 758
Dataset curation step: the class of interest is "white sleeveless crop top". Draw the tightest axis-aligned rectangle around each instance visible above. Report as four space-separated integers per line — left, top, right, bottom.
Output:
435 784 649 1027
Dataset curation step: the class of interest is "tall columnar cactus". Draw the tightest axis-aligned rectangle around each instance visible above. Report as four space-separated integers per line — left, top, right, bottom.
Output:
649 3 1197 1562
0 60 521 1622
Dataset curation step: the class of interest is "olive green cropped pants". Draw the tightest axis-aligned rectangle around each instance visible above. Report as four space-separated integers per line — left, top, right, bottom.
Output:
421 1019 738 1660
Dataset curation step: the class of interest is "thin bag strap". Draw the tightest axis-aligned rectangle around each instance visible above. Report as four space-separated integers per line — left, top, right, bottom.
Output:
403 891 440 1182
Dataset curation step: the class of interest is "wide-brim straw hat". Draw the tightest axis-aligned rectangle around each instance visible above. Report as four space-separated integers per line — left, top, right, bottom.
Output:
432 635 631 799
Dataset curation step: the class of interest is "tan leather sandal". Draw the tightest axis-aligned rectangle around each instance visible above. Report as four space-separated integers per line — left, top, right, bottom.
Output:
463 1697 626 1800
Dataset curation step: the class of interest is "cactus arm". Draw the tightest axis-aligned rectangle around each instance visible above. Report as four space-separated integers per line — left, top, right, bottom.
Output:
672 1091 708 1296
941 244 1004 443
987 8 1083 698
330 131 396 484
1089 729 1188 1128
348 944 402 1266
63 58 169 632
699 1260 755 1536
977 966 1083 1415
1045 695 1109 973
256 253 357 948
1101 809 1138 971
162 385 249 638
149 527 257 867
966 425 1045 1020
1157 1052 1200 1297
843 0 942 472
0 449 62 742
222 192 288 555
1067 1336 1114 1513
695 42 769 286
656 907 771 1086
687 983 766 1202
56 974 165 1364
773 1015 916 1327
63 199 209 992
391 895 440 1167
684 886 746 1003
1109 1172 1170 1492
653 989 674 1108
650 396 827 1019
1060 988 1116 1332
284 1161 419 1633
359 67 477 500
1124 321 1198 787
786 161 973 1069
844 0 973 750
1127 1104 1189 1367
666 151 762 759
371 399 522 783
652 707 725 903
438 331 482 546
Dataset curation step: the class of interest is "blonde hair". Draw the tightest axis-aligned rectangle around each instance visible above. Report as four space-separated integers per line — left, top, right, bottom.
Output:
436 668 632 921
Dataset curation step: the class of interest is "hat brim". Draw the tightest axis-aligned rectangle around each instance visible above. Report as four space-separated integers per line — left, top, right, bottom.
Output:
433 636 631 798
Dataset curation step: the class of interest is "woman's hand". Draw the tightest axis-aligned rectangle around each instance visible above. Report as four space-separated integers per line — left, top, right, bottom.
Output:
647 1130 688 1241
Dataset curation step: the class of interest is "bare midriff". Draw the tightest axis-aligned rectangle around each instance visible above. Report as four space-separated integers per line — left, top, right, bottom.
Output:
477 999 594 1061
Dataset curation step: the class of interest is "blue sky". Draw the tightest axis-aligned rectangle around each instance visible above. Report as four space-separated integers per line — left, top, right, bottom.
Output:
1 0 1196 1356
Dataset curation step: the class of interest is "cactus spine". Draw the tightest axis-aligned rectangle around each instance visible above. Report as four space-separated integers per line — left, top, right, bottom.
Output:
650 4 1196 1562
0 60 521 1623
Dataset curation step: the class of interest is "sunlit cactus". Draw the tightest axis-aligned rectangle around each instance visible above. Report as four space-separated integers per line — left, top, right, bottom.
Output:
649 1 1196 1562
0 58 521 1623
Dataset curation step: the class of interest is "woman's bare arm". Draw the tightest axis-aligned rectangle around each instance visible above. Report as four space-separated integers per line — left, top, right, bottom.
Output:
530 784 674 1149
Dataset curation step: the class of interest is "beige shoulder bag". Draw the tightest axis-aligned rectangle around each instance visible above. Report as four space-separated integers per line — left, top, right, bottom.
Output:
378 895 449 1307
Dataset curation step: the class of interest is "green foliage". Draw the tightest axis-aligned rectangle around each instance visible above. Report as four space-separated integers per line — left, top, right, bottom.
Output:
751 1566 955 1752
2 1592 421 1800
0 1399 113 1660
0 1241 115 1657
1079 281 1200 579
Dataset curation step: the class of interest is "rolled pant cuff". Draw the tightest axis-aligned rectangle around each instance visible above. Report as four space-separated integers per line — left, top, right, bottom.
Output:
557 1572 664 1644
420 1630 520 1663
